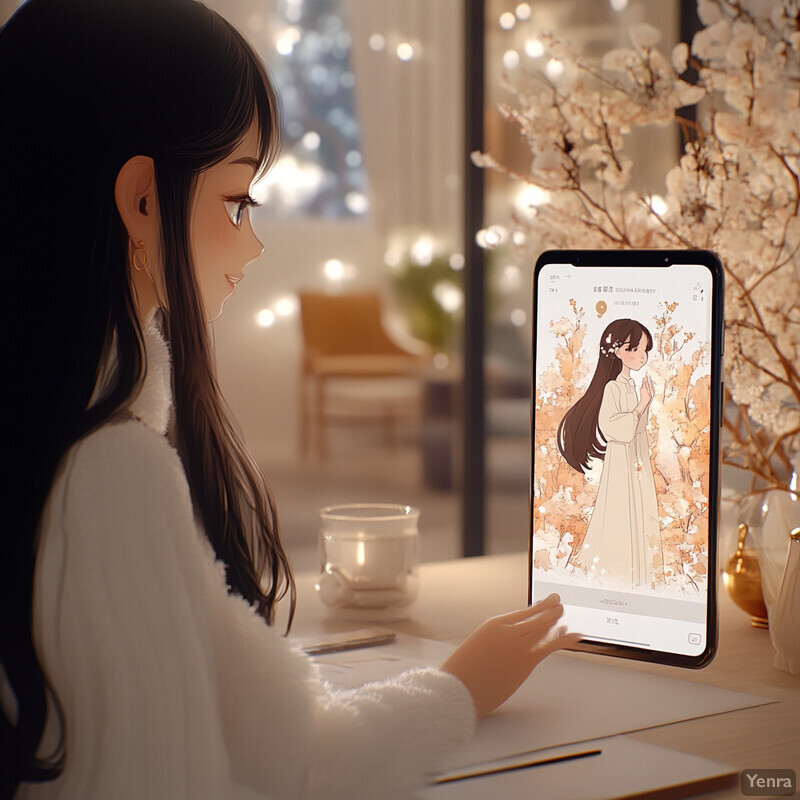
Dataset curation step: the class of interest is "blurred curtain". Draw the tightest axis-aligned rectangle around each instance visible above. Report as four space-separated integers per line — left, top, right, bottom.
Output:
346 0 464 245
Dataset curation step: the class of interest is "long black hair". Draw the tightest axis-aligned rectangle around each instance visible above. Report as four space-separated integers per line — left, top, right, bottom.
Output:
557 318 653 473
0 0 294 791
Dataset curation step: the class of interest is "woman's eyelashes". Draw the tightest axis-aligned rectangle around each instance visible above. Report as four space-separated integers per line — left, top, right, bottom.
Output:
223 194 260 229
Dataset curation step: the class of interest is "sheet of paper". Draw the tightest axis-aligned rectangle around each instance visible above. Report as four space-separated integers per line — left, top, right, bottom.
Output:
442 650 773 771
308 633 774 771
308 633 454 688
416 736 738 800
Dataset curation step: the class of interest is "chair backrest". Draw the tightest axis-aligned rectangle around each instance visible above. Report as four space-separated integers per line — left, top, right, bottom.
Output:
298 291 411 357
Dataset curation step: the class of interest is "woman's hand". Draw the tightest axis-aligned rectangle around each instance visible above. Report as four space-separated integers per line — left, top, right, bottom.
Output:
440 594 582 719
636 374 655 417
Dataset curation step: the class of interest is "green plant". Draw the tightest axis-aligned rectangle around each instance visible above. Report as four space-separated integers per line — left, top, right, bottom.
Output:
390 255 463 354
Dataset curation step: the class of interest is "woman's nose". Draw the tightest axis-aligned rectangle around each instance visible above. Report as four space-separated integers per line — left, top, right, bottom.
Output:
246 232 264 266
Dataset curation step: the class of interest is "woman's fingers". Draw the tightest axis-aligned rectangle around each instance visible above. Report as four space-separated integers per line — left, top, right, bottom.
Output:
529 631 583 664
498 593 561 625
516 603 566 637
484 595 578 645
536 628 583 657
441 601 582 719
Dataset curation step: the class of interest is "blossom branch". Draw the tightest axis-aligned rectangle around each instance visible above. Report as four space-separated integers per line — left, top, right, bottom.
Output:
479 1 800 492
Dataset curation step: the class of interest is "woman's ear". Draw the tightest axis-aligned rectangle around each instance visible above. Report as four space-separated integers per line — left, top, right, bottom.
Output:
114 155 159 245
114 156 164 317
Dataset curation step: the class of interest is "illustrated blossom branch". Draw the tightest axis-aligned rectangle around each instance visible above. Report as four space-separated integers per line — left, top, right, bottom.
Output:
477 0 800 495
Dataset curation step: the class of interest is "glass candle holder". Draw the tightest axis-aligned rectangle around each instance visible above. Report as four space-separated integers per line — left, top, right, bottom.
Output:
316 503 421 621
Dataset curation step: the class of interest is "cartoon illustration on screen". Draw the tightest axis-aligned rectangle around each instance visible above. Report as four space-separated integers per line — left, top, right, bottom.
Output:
533 299 712 596
557 318 660 587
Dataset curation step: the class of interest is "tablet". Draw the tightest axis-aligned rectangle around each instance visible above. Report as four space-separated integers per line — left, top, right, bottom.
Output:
529 250 724 667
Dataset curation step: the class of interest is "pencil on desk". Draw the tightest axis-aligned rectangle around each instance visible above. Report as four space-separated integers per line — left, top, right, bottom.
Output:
301 631 397 656
433 747 602 785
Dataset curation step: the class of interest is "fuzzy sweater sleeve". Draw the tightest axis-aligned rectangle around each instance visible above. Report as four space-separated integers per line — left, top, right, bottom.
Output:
209 579 476 799
305 668 476 800
204 520 477 800
31 420 475 800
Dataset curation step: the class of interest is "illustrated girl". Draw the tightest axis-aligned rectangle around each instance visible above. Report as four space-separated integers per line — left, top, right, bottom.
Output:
557 319 659 587
1 0 579 796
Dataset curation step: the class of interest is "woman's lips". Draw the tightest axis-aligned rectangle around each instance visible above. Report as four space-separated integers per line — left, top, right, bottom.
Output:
226 274 242 288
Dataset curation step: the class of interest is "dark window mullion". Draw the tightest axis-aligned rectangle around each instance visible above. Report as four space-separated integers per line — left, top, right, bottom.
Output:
461 0 487 558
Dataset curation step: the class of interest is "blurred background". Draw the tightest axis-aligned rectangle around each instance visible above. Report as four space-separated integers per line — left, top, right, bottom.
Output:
1 0 688 572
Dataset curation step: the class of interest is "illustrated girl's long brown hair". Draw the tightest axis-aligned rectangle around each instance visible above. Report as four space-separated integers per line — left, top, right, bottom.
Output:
557 319 653 473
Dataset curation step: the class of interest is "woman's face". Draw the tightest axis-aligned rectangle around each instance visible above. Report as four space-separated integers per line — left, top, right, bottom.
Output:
190 120 265 322
617 333 649 372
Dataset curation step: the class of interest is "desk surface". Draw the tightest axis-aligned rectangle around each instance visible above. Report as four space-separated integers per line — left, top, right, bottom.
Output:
285 553 800 798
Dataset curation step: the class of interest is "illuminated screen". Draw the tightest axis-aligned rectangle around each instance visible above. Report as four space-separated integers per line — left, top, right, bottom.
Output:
531 262 714 657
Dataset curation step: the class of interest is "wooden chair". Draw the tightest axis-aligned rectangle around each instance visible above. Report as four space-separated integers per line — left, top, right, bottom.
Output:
298 290 425 458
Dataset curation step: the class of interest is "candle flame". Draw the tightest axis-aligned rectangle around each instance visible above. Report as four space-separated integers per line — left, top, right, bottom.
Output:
356 540 366 567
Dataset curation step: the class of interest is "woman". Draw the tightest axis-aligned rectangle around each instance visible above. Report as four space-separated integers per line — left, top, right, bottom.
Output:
557 319 659 587
0 0 579 797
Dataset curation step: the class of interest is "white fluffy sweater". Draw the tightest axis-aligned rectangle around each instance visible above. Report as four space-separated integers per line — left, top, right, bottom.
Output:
15 318 475 799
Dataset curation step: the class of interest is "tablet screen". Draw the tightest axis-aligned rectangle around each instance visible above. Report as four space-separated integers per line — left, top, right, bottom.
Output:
530 252 722 666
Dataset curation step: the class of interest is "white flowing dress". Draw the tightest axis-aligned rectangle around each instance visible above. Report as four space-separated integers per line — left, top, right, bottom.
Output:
575 374 659 587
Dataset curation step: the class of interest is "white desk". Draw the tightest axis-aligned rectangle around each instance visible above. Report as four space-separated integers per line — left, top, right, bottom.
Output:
283 553 800 798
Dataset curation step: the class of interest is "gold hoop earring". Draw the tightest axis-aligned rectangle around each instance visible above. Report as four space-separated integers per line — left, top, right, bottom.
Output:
132 240 148 272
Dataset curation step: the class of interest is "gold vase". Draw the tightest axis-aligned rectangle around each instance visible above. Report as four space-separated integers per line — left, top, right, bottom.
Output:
722 523 769 628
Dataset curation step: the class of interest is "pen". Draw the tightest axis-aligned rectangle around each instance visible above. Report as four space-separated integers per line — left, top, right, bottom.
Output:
433 747 602 785
301 631 397 656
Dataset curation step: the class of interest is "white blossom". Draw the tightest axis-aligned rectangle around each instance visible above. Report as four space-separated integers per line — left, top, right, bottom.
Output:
743 0 778 21
476 0 800 494
629 23 663 52
602 47 637 73
692 19 731 60
697 0 723 26
672 42 689 73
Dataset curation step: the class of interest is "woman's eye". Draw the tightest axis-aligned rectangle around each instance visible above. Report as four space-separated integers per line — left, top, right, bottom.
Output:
223 195 258 229
223 199 247 229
